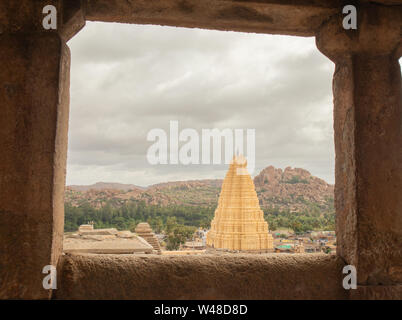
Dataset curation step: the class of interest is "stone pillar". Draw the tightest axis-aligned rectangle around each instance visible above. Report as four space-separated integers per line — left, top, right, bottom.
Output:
0 0 84 299
316 5 402 298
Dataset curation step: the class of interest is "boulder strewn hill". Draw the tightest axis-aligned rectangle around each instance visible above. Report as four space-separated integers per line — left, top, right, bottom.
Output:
254 166 334 212
65 166 334 213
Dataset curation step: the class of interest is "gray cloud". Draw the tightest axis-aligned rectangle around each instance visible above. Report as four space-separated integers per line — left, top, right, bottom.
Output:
67 22 339 186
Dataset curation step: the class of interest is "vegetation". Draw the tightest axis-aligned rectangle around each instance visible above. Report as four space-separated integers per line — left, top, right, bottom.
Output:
65 200 215 232
283 175 309 184
164 217 197 250
263 198 335 234
65 200 213 249
65 197 335 240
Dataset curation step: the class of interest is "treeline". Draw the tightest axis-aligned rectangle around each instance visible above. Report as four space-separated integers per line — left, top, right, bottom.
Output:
64 200 215 233
263 199 335 233
65 198 335 237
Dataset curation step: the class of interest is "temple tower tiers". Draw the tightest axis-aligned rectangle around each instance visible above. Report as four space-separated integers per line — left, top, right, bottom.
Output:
207 155 274 252
135 222 162 254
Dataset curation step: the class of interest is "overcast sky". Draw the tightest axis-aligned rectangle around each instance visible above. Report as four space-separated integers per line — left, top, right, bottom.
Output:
66 22 337 187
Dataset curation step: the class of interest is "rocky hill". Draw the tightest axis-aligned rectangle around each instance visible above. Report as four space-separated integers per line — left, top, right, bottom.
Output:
254 166 334 212
68 182 145 192
65 166 334 213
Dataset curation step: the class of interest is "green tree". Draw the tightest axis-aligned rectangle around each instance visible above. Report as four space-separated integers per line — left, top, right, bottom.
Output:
166 224 196 250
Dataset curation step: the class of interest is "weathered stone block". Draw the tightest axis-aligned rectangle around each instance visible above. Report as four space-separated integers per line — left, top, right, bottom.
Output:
316 4 402 287
0 33 70 299
56 254 347 300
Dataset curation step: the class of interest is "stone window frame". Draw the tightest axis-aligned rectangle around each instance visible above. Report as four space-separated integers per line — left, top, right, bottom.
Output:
0 0 401 300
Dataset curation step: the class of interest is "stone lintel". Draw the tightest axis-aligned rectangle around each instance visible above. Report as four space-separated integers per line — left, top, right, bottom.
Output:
55 253 347 299
0 33 70 299
85 0 339 37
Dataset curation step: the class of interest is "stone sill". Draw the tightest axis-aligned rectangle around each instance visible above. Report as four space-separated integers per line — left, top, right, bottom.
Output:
55 253 348 300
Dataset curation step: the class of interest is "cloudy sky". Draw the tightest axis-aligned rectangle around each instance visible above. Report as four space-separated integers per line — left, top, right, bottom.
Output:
66 22 336 187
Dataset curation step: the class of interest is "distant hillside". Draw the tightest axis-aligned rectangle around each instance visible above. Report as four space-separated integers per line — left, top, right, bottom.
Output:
65 166 334 213
68 182 145 192
254 166 334 212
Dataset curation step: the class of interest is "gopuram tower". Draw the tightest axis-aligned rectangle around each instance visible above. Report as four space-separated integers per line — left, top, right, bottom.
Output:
206 155 274 252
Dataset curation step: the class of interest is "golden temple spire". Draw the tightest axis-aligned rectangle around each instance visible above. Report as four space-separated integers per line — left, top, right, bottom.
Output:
206 155 274 252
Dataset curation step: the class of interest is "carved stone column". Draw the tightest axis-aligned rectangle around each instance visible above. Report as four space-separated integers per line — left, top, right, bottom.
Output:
316 4 402 298
0 0 84 299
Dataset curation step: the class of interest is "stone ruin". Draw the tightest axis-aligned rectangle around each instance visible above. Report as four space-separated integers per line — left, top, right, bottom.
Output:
63 225 153 254
135 223 162 254
78 224 93 233
63 222 163 255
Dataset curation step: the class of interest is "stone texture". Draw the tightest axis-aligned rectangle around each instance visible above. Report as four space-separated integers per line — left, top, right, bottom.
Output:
350 285 402 300
207 156 274 251
0 33 70 299
60 0 86 42
85 0 339 36
0 0 85 39
316 4 402 286
55 253 347 300
0 0 61 33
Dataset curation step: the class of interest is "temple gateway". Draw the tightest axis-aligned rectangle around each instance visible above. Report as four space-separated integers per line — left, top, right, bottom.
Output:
207 155 274 252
